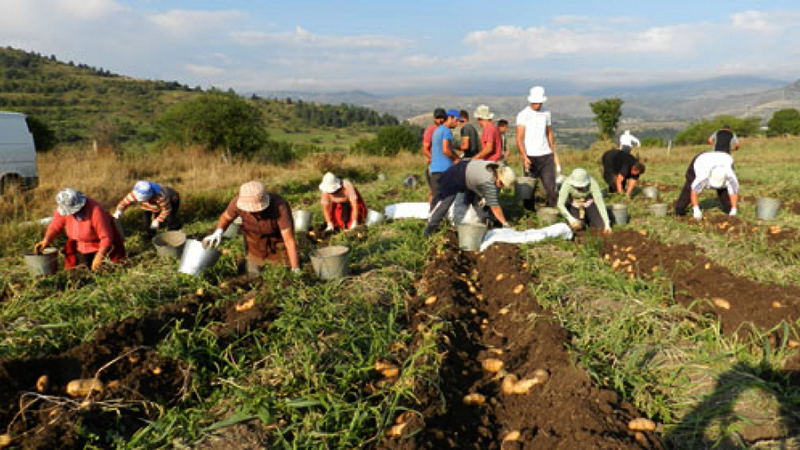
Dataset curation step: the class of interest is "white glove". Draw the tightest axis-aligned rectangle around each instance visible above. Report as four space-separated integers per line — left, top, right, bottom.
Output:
729 207 737 216
692 206 702 220
325 222 334 232
112 210 122 220
556 164 562 174
150 220 160 230
291 267 301 274
349 220 358 230
202 228 224 248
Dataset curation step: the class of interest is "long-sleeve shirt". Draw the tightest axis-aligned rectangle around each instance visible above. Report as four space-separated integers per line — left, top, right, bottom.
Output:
691 152 739 194
116 185 177 223
619 133 640 148
557 177 610 229
45 197 116 254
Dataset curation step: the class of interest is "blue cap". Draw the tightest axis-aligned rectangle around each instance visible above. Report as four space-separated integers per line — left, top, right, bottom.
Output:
446 109 460 118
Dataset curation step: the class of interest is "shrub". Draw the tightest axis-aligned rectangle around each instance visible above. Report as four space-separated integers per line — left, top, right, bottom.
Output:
25 115 57 152
351 125 419 156
767 108 800 136
641 137 667 148
589 98 623 140
674 116 760 145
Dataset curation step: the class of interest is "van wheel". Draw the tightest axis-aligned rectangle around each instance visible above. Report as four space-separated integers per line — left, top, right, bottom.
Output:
0 175 22 195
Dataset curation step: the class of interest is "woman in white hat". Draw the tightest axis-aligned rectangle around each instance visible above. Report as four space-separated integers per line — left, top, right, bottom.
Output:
113 180 181 237
34 188 126 270
203 181 300 278
319 172 368 232
557 168 611 234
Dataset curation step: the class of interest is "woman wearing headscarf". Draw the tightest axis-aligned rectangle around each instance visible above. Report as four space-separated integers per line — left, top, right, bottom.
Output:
34 188 126 270
318 172 368 232
113 180 181 236
202 181 300 278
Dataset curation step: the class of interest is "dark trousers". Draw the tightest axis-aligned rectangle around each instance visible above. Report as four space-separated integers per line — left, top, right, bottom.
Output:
141 196 182 236
601 151 623 193
425 191 490 237
429 172 444 211
674 156 732 215
523 154 557 210
567 203 605 229
75 251 97 268
621 145 632 153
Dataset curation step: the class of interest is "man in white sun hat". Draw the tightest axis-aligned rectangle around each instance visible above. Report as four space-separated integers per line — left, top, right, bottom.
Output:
424 160 516 237
203 181 300 278
557 168 611 234
473 105 503 162
113 180 181 237
674 151 739 219
319 172 368 232
516 85 560 212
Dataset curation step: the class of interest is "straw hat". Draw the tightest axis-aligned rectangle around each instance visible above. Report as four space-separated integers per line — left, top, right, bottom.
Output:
527 86 547 103
55 188 87 216
474 105 495 120
319 172 342 194
236 181 270 212
568 168 590 188
133 180 153 201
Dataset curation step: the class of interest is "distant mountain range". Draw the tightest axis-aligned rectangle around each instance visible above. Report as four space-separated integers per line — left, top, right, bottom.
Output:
255 76 800 124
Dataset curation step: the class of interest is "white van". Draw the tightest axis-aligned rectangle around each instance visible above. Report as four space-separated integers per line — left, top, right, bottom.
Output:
0 111 38 194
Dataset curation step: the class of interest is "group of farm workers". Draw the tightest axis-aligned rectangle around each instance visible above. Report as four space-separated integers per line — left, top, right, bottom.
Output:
32 85 741 276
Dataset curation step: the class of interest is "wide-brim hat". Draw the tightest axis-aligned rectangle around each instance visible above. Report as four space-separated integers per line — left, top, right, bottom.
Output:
319 172 342 194
474 104 495 120
56 188 87 216
236 181 270 212
708 166 728 189
527 86 548 103
568 168 590 188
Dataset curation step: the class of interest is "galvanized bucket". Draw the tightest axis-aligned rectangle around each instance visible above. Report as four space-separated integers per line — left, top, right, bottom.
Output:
756 197 781 220
611 203 629 225
457 223 487 252
648 203 668 217
515 177 536 200
366 209 383 227
178 239 221 276
24 248 58 276
310 245 350 280
537 207 561 225
293 210 313 232
642 186 659 200
152 230 187 259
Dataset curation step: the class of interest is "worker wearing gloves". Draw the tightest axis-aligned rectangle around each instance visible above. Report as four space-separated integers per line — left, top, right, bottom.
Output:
424 160 516 237
203 181 300 278
113 180 181 236
557 168 612 234
674 151 739 219
601 149 646 196
319 172 368 232
35 188 125 270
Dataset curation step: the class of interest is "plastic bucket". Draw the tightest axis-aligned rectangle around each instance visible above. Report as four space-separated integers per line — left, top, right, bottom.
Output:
515 177 536 200
310 245 350 280
178 239 221 276
756 197 781 220
366 209 383 227
152 231 187 259
537 207 561 225
24 248 58 276
611 203 629 225
457 223 487 252
648 203 668 218
223 217 242 238
642 186 659 200
293 210 313 232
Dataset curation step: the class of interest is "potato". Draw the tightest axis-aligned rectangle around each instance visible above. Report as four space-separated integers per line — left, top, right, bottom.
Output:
463 393 486 405
395 411 415 424
603 253 610 260
470 308 478 315
513 284 525 295
36 375 49 393
533 369 549 384
468 285 477 294
0 434 11 448
66 378 104 397
501 374 519 395
628 418 656 432
612 259 621 269
196 288 204 296
704 262 711 270
495 273 505 281
375 360 399 378
788 339 800 348
235 298 255 312
386 423 406 438
152 366 163 375
481 358 504 373
772 301 783 309
476 294 485 301
628 254 637 261
638 230 647 236
424 295 437 305
712 298 730 310
511 378 538 394
502 430 521 443
499 307 509 315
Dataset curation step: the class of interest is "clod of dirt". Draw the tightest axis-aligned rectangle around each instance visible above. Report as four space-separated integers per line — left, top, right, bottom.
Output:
628 418 656 432
462 393 486 405
481 358 504 373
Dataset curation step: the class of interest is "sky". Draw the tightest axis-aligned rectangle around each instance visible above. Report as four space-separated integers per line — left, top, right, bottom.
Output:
1 0 799 96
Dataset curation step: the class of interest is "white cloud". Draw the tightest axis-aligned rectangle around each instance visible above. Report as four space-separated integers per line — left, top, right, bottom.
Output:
731 10 771 32
54 0 124 20
149 9 246 37
184 64 226 77
230 26 411 51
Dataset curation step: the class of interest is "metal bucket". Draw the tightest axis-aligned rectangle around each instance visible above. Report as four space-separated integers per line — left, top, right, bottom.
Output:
366 209 383 227
611 203 629 225
310 245 350 280
515 177 536 200
178 239 221 276
293 210 313 233
457 223 487 252
537 207 561 225
223 217 242 238
152 231 187 259
648 203 668 218
24 248 58 276
756 197 781 221
642 186 659 200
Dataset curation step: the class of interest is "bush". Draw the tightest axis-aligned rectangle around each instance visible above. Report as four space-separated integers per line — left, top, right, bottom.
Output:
25 115 57 152
674 116 760 145
351 125 419 156
589 98 623 140
767 108 800 136
641 137 667 148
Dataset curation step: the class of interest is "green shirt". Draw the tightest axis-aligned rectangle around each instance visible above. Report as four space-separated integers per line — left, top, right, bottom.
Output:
557 177 610 228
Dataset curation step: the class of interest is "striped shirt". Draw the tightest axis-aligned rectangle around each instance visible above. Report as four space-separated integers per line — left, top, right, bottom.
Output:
116 185 177 223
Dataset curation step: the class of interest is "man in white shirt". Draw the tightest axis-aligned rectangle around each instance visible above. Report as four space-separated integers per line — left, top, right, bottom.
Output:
674 151 739 219
619 130 640 153
516 86 560 211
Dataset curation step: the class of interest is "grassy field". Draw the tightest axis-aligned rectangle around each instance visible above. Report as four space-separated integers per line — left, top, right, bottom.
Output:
2 137 800 448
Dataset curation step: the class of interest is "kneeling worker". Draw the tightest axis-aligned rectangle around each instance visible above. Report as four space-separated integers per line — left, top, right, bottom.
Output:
674 151 738 219
557 168 612 234
113 180 181 236
203 181 300 278
601 149 645 196
424 160 516 237
319 172 368 232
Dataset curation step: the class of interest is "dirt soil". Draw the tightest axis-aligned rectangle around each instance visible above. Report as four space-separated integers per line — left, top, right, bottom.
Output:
0 278 278 449
379 233 659 449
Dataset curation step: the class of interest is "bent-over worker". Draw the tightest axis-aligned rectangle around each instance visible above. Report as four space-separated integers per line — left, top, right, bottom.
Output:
319 172 368 232
557 168 611 234
601 149 646 196
674 151 739 219
113 180 181 236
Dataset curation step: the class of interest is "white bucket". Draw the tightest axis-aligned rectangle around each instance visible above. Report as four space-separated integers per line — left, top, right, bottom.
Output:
293 210 313 232
366 209 383 227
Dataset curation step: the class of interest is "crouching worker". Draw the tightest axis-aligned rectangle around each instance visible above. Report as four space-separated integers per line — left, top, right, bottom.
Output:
113 180 181 237
424 160 516 237
202 181 300 278
34 188 125 270
601 149 645 196
319 172 368 232
674 151 738 219
557 168 612 235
